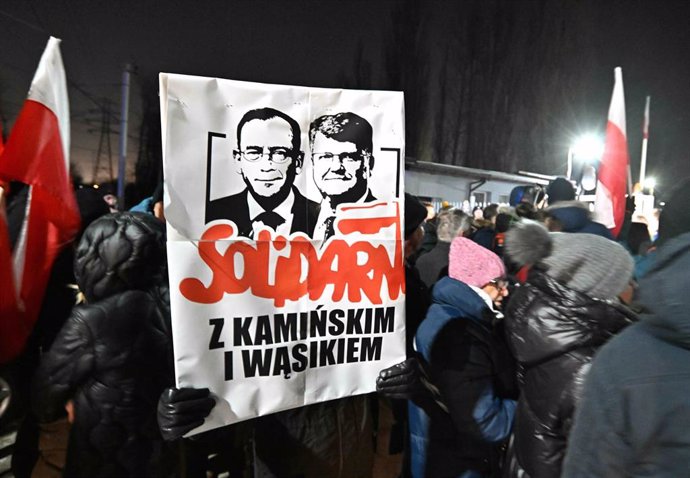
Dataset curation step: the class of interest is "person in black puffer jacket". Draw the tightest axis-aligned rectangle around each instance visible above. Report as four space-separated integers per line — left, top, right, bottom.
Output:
502 221 636 478
32 212 176 477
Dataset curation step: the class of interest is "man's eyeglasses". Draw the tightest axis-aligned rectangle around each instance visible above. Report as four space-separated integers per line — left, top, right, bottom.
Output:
238 147 293 163
312 152 363 164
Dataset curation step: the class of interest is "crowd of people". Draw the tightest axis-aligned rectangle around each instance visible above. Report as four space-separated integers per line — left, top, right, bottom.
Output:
379 176 690 478
1 173 690 478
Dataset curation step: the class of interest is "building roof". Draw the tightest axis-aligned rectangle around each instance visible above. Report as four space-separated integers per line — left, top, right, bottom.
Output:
406 160 552 186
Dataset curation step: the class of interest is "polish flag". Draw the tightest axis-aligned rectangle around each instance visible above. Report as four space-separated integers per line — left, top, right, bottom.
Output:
594 67 629 238
0 37 80 363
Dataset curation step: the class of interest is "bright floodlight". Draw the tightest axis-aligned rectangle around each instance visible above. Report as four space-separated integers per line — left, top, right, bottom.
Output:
644 177 656 190
572 134 604 162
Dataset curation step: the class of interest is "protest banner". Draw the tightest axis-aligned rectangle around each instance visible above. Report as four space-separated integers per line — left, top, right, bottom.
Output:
160 74 406 435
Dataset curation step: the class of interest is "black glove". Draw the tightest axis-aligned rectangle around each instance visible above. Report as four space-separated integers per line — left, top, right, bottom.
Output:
157 387 216 441
376 357 426 400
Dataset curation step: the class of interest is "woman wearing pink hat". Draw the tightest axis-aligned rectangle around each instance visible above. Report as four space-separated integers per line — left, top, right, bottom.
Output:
404 237 519 477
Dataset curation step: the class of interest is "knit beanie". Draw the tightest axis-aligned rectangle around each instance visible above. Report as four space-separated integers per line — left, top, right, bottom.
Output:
449 236 506 288
505 221 633 300
405 193 428 239
546 177 576 204
657 177 690 246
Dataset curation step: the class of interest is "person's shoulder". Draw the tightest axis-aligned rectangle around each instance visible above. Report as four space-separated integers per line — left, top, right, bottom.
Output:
213 190 247 207
589 323 657 381
90 290 156 315
206 190 249 222
292 187 319 208
582 220 613 239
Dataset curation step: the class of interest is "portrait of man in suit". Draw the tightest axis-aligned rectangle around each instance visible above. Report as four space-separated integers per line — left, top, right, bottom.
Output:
309 112 376 241
205 107 318 238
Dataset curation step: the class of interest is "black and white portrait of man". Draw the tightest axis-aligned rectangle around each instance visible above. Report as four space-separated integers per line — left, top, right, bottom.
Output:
309 112 376 241
205 107 319 238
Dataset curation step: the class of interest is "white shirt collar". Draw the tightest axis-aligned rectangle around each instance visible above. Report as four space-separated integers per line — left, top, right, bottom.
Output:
246 189 295 236
313 190 372 241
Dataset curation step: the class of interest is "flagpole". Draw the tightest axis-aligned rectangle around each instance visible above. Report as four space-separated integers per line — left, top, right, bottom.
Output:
117 64 132 210
639 96 650 186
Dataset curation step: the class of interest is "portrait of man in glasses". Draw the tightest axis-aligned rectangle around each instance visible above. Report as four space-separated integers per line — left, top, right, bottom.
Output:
205 107 318 238
309 112 376 241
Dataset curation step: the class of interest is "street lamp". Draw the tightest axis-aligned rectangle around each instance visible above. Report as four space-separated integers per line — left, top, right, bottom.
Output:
572 134 604 162
643 177 656 195
567 134 604 186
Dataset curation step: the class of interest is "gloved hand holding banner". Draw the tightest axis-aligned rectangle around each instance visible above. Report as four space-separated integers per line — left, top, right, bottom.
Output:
160 74 406 435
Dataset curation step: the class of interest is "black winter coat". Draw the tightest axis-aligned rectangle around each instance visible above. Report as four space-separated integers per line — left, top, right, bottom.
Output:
32 212 176 477
253 396 373 478
405 264 431 357
504 271 635 478
415 241 450 288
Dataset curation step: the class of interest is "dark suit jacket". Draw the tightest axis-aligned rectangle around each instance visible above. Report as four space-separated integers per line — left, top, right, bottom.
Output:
363 190 377 203
205 187 319 237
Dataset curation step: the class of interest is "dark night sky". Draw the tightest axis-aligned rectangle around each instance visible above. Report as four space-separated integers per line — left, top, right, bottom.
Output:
591 0 690 195
1 0 689 199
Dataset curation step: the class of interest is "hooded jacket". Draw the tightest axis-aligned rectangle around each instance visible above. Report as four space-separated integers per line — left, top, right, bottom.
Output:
504 271 635 478
546 201 613 239
32 213 175 477
562 232 690 477
409 277 517 477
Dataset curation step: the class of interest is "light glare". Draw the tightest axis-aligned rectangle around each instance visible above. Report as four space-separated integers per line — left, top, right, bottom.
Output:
572 134 604 162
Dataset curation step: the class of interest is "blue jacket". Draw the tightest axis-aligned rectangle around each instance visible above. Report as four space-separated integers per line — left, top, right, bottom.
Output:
547 201 613 239
633 248 657 279
409 277 517 477
130 196 154 214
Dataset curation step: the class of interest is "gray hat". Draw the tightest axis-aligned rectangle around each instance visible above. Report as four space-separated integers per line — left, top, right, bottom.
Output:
506 221 633 300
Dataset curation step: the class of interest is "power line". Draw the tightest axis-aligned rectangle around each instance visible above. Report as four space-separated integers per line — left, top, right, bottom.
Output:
27 0 48 31
68 81 106 109
59 0 97 71
0 7 107 111
0 8 46 34
0 58 105 111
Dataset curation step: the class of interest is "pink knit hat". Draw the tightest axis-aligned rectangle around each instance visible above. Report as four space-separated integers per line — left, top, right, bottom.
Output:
449 237 506 287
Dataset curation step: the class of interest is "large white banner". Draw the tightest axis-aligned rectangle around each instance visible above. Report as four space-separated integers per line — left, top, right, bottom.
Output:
160 73 406 435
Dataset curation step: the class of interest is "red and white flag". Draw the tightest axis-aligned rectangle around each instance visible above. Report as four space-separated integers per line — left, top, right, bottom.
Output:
0 37 80 363
594 67 629 238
